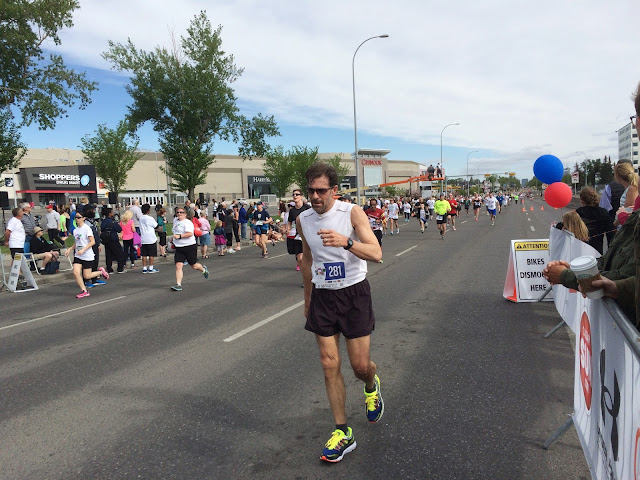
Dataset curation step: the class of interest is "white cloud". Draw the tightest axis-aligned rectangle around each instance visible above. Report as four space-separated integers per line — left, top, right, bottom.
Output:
55 0 639 176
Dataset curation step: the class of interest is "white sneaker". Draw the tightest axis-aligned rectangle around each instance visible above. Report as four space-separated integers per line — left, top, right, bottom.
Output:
227 249 236 254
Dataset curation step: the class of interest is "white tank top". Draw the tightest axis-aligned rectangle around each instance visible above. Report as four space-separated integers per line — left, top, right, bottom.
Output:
299 200 367 289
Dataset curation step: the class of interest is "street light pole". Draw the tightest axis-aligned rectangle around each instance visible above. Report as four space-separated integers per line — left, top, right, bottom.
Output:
440 122 460 194
466 150 478 197
353 34 388 206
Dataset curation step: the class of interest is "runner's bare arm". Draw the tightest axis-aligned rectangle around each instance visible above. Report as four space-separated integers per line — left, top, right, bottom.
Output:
316 206 382 263
297 217 313 318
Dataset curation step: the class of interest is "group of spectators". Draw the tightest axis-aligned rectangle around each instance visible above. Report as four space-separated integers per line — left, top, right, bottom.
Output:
544 81 640 328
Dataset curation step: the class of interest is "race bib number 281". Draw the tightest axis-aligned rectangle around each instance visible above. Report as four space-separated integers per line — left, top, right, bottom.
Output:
324 262 345 281
313 261 346 288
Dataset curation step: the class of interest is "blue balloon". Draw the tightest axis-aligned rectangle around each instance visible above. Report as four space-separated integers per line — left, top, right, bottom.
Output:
533 155 564 185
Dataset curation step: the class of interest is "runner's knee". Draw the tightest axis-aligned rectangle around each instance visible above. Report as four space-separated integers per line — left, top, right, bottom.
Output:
319 351 341 372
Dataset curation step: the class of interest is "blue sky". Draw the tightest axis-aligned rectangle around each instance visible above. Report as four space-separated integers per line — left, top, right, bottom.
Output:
18 0 640 180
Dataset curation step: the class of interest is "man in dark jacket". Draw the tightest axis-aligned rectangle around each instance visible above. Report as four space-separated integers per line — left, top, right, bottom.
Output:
100 208 126 274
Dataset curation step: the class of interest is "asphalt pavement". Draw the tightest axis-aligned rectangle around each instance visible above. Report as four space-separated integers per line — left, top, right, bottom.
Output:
0 199 590 479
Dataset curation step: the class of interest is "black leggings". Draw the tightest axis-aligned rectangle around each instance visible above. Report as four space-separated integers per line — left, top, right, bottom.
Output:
48 229 65 247
404 212 410 220
123 239 136 264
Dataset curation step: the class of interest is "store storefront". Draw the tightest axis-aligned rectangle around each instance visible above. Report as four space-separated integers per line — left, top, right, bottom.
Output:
17 165 98 206
247 175 274 198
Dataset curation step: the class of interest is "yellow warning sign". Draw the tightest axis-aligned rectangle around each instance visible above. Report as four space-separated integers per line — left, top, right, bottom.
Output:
514 241 549 251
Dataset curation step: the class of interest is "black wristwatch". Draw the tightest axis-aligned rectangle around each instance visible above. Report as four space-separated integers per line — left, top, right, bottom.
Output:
344 238 353 250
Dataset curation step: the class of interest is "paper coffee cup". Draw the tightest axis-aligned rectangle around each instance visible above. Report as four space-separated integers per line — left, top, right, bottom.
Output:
570 255 603 299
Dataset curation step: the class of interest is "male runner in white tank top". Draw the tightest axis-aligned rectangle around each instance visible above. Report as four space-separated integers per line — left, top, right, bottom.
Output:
297 163 384 463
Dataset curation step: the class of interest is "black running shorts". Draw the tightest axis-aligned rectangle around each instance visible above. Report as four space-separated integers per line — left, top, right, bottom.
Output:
174 244 198 265
287 237 303 255
141 243 157 257
373 229 382 246
73 258 94 269
306 279 375 339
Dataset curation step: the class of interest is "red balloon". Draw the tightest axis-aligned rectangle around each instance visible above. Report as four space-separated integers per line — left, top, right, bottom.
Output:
544 182 573 208
194 227 202 237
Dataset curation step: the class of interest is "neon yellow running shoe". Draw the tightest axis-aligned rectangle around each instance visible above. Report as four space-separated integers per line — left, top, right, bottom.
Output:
321 427 356 463
365 374 384 423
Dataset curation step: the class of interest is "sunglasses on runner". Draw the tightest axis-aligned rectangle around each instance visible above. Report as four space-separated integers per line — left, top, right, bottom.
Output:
292 193 302 197
176 211 186 214
307 187 331 195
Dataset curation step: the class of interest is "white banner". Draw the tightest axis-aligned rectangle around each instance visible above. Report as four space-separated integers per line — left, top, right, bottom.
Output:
549 228 601 333
573 300 640 480
549 229 639 479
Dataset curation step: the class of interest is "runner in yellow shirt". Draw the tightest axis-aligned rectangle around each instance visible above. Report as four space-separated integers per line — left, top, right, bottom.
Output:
434 194 451 240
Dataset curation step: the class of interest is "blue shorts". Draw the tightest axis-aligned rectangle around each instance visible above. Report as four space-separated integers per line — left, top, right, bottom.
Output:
199 232 211 246
488 208 497 216
255 225 269 235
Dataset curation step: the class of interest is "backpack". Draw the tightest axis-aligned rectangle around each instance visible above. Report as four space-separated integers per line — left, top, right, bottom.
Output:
43 261 60 275
87 220 101 247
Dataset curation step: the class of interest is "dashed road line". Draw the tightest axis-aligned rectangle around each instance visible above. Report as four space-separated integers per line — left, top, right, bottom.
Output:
396 245 418 257
224 301 305 342
266 253 288 260
0 296 128 332
530 226 536 231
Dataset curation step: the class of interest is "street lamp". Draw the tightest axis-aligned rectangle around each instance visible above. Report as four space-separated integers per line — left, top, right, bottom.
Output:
466 150 478 197
353 34 388 205
440 122 460 194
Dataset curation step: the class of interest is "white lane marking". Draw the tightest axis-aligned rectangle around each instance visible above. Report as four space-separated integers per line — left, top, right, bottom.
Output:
266 253 288 260
528 218 531 222
530 226 535 231
396 245 418 257
224 300 305 342
0 296 128 332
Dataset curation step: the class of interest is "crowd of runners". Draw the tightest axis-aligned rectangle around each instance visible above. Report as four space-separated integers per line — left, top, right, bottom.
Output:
3 190 532 298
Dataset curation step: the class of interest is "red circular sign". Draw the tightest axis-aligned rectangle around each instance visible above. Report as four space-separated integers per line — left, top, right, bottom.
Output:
635 428 640 480
579 312 592 410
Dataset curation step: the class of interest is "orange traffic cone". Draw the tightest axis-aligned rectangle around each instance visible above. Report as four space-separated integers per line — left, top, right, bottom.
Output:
530 206 534 211
540 205 544 211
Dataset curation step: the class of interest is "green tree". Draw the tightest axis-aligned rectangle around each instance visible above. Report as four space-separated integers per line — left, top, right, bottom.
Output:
263 146 295 199
599 157 614 185
80 120 143 198
0 0 97 173
325 154 349 183
0 111 26 174
289 147 348 193
1 0 97 128
103 12 279 200
384 185 398 197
